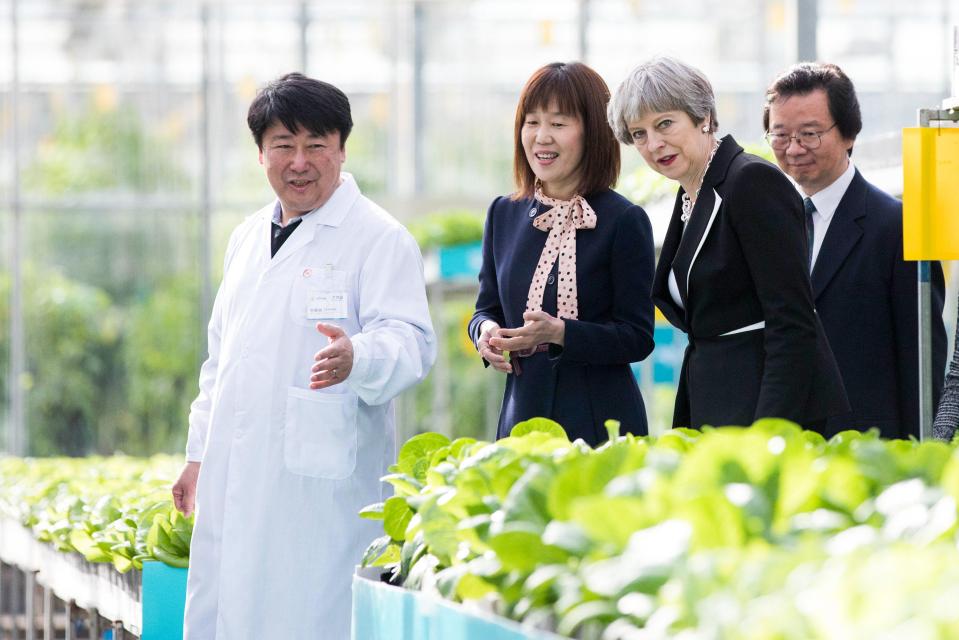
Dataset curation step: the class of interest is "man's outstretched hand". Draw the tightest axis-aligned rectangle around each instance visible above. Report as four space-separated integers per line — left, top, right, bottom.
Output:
310 322 354 389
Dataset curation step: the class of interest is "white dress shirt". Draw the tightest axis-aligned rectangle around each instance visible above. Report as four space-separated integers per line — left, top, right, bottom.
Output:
804 160 857 270
668 217 687 310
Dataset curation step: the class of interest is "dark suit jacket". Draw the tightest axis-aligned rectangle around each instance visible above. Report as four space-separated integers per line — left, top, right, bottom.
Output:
469 189 656 445
653 135 849 432
813 169 946 439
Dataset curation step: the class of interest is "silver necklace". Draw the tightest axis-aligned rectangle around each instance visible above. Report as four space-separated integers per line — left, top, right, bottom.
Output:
680 138 721 223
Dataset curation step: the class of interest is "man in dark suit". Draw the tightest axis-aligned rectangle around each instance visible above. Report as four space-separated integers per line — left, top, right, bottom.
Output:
764 62 947 439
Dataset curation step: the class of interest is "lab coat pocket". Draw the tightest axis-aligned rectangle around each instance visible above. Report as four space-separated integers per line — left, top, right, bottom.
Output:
284 386 358 479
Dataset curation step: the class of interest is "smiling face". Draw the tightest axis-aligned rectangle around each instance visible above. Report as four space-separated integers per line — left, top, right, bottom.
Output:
767 89 853 196
520 102 585 200
626 110 712 194
259 122 346 222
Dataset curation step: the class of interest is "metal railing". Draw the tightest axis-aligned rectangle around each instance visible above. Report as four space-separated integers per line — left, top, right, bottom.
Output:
0 520 141 640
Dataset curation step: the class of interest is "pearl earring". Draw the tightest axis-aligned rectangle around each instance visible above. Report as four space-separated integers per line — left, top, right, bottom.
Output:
702 125 710 133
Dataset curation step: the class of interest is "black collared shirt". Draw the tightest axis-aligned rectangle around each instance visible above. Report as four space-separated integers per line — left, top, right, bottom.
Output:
271 217 303 257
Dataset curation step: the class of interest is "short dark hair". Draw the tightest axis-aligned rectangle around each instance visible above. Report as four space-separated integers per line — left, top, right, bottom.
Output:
763 62 862 156
512 62 620 200
247 72 353 150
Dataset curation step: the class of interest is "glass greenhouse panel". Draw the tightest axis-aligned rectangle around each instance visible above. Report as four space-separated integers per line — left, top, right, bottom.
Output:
20 208 202 456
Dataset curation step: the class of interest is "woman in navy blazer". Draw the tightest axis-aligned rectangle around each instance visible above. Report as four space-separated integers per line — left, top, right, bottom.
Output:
607 56 848 431
469 62 656 445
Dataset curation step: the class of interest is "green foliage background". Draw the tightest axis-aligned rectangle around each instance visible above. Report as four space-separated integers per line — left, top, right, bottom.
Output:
1 101 201 456
22 104 188 196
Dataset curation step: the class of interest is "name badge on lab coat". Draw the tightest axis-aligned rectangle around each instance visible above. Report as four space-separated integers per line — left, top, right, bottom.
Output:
307 290 348 319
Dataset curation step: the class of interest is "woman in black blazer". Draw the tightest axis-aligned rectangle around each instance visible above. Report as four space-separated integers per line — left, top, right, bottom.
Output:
607 56 848 431
469 62 656 445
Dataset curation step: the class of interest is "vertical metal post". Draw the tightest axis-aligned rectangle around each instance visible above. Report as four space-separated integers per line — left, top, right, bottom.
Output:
11 565 23 635
797 0 817 60
386 0 400 196
787 0 818 62
88 608 100 640
412 0 425 195
8 0 26 456
64 601 74 640
946 26 959 111
298 1 309 72
916 108 933 441
577 0 590 62
953 25 959 100
199 2 213 359
25 571 35 640
41 587 51 640
429 283 450 437
13 566 24 635
919 260 934 440
914 104 959 439
920 27 959 439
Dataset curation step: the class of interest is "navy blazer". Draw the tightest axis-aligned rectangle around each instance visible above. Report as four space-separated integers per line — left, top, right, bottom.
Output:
653 136 849 431
813 169 946 439
469 189 656 445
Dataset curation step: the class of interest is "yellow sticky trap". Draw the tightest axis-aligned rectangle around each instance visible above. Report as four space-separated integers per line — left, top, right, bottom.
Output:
902 127 959 260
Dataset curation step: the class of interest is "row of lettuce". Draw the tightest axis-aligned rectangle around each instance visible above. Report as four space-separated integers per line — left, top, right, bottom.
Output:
361 420 959 639
0 455 190 572
4 421 958 637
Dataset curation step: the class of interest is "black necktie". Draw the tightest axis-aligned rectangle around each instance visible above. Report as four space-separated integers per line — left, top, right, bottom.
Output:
803 197 816 272
271 217 303 258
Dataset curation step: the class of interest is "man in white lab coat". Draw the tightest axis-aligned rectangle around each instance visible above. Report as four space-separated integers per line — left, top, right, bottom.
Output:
171 72 436 639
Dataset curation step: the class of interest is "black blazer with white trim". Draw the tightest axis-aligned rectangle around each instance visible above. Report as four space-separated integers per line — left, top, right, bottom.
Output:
653 135 849 433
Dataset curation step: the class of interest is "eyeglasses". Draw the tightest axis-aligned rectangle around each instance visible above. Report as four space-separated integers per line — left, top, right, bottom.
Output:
765 123 838 150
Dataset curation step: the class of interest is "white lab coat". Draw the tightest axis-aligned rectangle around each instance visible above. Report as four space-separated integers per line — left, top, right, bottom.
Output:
183 174 435 639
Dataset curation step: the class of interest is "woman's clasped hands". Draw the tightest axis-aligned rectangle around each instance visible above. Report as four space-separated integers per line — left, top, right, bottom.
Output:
477 311 566 374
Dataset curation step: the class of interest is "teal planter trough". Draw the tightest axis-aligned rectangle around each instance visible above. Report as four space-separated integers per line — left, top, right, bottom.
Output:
141 562 187 639
352 569 563 640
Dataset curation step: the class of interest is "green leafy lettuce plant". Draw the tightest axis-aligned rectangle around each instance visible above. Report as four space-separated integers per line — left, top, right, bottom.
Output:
0 455 191 572
361 420 959 639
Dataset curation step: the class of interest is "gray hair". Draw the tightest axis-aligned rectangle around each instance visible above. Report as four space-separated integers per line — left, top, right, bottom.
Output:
607 56 718 145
